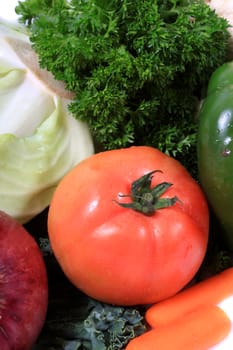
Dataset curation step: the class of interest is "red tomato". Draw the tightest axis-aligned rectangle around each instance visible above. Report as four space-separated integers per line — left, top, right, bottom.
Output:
48 146 209 305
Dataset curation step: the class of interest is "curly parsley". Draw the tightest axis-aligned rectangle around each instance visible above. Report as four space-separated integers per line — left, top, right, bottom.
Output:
16 0 230 171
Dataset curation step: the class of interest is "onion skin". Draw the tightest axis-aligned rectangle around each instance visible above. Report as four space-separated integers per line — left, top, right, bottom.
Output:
0 210 48 349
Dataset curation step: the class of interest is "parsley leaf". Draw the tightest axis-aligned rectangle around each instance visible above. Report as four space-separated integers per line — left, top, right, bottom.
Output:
16 0 230 172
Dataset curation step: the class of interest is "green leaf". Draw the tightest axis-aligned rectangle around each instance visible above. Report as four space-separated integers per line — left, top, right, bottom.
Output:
16 0 230 174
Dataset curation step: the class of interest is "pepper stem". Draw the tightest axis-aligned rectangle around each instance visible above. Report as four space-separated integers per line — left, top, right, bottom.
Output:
114 170 179 215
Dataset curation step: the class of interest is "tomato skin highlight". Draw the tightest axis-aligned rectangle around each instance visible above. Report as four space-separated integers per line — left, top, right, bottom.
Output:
48 146 209 305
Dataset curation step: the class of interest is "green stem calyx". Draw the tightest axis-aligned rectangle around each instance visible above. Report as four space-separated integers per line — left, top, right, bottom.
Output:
115 170 179 215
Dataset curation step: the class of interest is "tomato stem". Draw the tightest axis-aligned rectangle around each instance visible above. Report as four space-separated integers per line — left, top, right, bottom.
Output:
115 170 179 215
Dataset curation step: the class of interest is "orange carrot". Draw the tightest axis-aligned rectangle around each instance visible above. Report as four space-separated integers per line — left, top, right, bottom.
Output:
126 305 231 350
146 267 233 327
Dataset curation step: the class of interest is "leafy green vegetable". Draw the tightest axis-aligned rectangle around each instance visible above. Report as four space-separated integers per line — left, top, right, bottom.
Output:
15 0 230 168
0 19 94 223
41 300 146 350
15 0 230 170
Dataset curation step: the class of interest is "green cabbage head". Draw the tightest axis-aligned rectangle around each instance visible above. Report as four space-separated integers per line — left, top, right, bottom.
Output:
0 20 94 223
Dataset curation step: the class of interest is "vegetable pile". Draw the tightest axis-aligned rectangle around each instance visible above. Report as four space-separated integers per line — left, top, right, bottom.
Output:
16 0 230 170
2 0 233 349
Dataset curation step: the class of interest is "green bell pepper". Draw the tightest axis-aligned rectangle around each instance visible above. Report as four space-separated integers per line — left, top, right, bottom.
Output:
197 61 233 250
